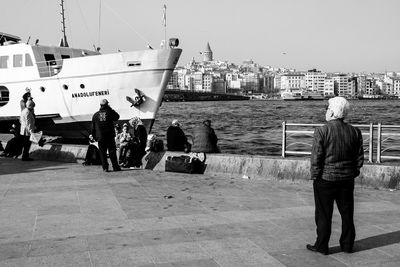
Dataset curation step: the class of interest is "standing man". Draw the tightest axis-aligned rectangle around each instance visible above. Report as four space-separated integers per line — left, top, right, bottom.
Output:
307 97 364 255
20 99 36 161
91 99 121 172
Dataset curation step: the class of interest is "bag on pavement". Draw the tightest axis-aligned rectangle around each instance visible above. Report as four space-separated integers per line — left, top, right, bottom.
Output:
29 131 43 144
165 153 206 174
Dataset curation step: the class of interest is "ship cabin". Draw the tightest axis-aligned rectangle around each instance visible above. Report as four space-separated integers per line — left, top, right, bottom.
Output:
0 32 99 80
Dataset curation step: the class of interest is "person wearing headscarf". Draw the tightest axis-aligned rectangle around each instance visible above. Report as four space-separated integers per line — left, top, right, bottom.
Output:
91 99 121 172
307 97 364 255
19 99 36 161
166 119 189 152
191 119 219 153
20 91 32 111
123 117 147 168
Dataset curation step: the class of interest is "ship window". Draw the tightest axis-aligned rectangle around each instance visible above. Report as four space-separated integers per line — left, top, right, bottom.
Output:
25 54 33 66
0 56 9 68
13 54 23 67
61 55 70 59
44 54 56 66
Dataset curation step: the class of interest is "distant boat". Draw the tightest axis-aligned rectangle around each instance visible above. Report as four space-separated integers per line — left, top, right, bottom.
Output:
281 90 324 101
281 90 302 100
301 91 325 100
0 1 182 139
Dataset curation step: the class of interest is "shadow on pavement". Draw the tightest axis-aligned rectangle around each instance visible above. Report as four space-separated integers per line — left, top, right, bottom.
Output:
330 230 400 254
0 157 69 176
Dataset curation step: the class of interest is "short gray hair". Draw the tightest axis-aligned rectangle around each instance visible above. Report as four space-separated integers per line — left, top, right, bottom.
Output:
328 97 350 119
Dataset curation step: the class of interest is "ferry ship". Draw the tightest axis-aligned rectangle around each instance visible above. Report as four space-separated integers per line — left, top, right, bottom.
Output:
0 3 181 139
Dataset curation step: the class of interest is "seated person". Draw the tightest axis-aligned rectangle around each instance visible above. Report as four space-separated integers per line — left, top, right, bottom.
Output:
122 117 148 168
166 119 190 152
191 119 220 153
117 123 132 165
0 124 23 158
82 134 101 166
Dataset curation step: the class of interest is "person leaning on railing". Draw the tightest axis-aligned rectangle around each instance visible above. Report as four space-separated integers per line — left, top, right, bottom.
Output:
307 96 364 256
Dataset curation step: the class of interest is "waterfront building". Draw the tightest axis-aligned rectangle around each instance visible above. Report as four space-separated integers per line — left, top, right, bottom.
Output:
213 78 227 94
203 42 213 62
357 76 367 95
323 78 335 97
280 73 305 92
384 74 400 96
202 73 213 92
262 75 275 95
365 78 375 95
305 69 326 94
274 74 282 90
332 74 350 96
167 71 179 89
242 72 262 93
348 77 357 96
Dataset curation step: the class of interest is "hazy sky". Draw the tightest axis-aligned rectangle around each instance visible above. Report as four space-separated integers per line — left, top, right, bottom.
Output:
2 0 400 73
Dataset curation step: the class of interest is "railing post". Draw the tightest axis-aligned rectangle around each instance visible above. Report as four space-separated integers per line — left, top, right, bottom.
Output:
368 123 373 163
376 123 382 163
282 121 286 158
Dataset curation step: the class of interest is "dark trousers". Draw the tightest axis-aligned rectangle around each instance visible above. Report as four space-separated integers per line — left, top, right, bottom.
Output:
125 143 145 168
313 179 355 252
21 135 32 160
98 139 119 170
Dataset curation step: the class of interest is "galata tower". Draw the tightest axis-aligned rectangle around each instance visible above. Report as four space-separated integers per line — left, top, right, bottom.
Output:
203 42 213 62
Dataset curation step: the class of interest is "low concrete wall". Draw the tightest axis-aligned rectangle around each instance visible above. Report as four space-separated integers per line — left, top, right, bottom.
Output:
2 141 399 189
149 152 400 190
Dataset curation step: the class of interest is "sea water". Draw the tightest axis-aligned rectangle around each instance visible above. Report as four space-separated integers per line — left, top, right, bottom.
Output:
152 100 400 156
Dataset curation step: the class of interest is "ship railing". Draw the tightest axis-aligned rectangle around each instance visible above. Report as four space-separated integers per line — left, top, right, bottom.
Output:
282 121 400 163
36 59 63 78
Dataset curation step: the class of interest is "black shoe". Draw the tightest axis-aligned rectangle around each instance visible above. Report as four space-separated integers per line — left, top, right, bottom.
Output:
306 244 329 255
103 169 109 172
22 158 34 161
113 167 122 172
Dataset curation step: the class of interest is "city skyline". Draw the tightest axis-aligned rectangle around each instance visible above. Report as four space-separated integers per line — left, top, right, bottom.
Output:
2 0 400 73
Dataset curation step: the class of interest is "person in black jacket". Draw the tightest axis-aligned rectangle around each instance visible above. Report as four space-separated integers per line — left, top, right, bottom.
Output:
91 99 121 172
166 119 189 152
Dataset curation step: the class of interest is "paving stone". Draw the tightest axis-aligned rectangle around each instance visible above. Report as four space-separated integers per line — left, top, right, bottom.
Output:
1 157 400 266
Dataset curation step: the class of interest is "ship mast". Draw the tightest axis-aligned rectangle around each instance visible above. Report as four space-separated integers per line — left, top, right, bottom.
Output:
60 0 69 47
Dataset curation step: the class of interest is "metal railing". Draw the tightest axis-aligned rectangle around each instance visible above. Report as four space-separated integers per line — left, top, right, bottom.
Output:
282 121 400 163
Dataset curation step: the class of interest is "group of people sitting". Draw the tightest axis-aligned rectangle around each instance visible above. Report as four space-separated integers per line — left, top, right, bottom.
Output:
115 117 148 168
84 98 220 172
166 118 220 153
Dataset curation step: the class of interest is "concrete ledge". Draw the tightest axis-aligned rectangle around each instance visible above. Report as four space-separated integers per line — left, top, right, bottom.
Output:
2 141 399 189
149 151 400 189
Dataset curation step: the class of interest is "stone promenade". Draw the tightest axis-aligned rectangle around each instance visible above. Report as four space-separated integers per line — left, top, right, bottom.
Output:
0 158 399 266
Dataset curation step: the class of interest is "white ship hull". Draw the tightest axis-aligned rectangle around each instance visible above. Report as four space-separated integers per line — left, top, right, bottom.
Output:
0 41 182 138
